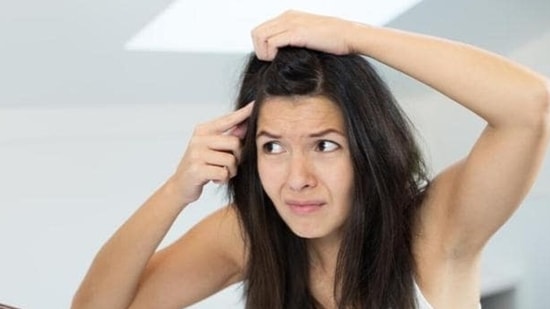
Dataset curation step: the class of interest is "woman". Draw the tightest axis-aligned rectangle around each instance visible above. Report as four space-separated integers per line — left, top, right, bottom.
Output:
72 10 550 309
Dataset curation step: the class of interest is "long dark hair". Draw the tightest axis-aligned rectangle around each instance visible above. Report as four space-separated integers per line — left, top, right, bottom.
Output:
228 47 430 309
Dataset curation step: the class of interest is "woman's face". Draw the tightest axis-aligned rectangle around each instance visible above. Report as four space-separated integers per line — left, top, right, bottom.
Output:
256 95 354 240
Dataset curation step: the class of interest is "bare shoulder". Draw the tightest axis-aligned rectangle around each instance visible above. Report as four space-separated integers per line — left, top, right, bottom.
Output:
174 204 248 278
131 205 247 308
185 204 248 270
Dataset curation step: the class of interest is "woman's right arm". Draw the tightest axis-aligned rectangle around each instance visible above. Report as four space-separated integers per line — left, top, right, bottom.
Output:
71 103 253 309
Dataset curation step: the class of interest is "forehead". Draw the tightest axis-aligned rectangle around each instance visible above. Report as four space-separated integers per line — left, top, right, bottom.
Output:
257 96 345 131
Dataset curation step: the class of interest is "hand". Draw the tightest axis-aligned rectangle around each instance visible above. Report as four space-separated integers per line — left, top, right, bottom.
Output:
171 102 254 206
251 10 356 61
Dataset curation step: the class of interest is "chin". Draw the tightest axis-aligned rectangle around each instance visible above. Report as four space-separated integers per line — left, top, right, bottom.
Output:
287 225 327 239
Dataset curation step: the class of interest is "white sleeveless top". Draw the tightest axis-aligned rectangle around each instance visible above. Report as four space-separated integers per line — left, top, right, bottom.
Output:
414 282 482 309
414 281 435 309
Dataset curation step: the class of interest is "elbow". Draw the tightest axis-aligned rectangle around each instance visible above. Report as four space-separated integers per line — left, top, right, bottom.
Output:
70 294 86 309
70 289 108 309
71 289 93 309
494 77 550 132
538 79 550 135
71 293 126 309
524 78 550 134
71 287 134 309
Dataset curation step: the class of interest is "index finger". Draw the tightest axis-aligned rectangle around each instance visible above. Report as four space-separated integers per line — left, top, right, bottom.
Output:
209 101 255 134
251 16 288 61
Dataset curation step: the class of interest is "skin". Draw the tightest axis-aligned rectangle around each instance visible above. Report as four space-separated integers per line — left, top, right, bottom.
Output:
72 10 550 309
256 96 354 241
256 96 353 307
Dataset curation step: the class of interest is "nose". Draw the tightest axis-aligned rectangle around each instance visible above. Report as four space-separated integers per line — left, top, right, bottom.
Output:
286 152 317 191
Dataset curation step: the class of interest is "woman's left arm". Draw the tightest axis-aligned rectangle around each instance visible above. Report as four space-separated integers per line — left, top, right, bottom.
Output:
355 19 550 256
252 10 550 255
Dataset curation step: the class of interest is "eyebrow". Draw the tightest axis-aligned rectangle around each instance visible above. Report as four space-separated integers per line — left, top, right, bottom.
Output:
256 128 345 139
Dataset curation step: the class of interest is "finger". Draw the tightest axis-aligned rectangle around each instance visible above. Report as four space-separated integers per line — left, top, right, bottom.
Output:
198 102 254 135
226 119 248 140
202 151 238 178
209 163 241 184
219 135 243 165
208 166 233 185
200 165 230 185
251 17 278 58
252 17 290 60
202 134 242 160
185 151 234 183
187 133 242 172
263 32 296 60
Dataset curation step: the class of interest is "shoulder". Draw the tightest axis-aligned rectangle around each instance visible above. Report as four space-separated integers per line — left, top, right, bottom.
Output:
133 205 248 307
193 204 248 271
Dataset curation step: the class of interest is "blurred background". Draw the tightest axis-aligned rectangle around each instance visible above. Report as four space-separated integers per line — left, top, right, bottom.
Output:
0 0 549 308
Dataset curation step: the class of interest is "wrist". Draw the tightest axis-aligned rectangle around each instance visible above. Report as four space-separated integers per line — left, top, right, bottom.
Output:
346 22 375 55
161 176 191 211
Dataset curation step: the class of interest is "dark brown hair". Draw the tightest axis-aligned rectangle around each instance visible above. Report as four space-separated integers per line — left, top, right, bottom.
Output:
228 47 430 308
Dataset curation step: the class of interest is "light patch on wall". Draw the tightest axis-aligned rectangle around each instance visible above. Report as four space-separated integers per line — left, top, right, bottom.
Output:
125 0 423 53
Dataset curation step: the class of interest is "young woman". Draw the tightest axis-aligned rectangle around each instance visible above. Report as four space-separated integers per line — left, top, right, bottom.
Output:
72 10 550 309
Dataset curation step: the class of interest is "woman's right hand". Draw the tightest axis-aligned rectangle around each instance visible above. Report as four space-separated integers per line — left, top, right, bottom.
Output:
72 104 253 309
171 102 254 206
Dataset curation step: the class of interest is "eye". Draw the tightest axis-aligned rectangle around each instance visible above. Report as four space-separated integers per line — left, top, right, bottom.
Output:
316 140 340 152
262 141 284 154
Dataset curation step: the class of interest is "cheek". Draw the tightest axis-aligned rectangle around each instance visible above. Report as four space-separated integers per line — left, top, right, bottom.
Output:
257 157 281 195
326 162 354 199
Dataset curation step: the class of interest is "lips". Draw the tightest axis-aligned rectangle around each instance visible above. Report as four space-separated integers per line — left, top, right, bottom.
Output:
285 199 325 215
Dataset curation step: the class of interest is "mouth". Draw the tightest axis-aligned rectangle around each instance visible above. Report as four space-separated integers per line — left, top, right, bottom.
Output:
285 200 325 215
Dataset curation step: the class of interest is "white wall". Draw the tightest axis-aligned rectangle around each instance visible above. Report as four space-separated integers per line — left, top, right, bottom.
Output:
0 103 245 308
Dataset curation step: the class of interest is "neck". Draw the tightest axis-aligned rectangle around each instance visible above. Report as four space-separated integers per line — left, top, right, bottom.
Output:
307 233 342 275
307 234 343 309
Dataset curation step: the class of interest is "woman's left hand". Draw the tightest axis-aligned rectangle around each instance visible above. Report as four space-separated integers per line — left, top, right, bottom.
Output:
251 10 357 61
